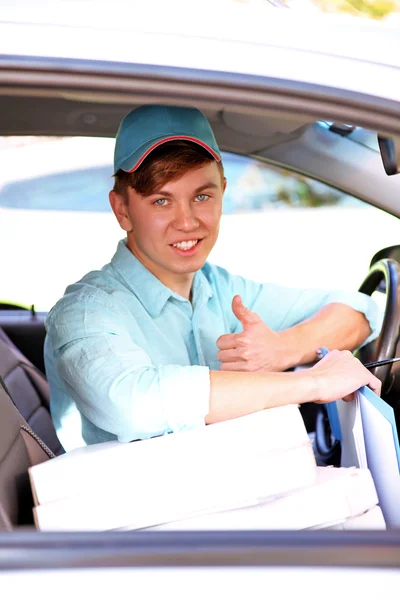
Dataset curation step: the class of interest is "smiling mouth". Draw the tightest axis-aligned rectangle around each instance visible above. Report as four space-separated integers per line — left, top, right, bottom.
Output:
171 239 200 251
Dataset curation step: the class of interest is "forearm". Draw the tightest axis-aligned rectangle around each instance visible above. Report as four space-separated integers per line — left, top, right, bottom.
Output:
207 348 381 424
206 369 316 424
279 302 372 369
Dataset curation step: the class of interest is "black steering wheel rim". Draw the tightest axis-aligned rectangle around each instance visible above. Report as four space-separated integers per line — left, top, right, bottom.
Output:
358 258 400 390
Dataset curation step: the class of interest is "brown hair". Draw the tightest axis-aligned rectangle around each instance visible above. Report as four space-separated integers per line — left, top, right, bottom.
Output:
113 140 224 199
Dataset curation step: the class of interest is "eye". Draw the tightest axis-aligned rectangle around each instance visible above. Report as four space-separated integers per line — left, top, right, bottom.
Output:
154 198 169 206
195 194 209 202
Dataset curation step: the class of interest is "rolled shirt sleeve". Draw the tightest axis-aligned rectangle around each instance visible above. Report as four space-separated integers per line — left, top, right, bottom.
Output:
46 296 210 443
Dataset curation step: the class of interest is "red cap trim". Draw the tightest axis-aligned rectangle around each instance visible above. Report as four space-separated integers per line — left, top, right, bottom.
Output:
127 136 221 172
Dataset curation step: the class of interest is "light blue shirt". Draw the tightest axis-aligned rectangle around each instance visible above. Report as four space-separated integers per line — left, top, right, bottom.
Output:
44 239 379 451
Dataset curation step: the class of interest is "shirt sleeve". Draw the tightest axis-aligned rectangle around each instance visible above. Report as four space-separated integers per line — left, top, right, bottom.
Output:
46 294 210 442
226 274 380 347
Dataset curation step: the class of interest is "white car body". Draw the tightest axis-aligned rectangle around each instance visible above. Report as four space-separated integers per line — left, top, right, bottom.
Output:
1 1 400 589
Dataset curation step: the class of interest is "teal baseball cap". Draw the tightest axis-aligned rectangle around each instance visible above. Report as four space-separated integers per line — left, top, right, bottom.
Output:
114 105 222 174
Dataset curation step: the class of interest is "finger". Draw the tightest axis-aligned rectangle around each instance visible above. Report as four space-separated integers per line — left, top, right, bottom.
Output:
231 295 261 328
368 375 382 397
217 349 245 363
220 361 250 372
216 333 240 350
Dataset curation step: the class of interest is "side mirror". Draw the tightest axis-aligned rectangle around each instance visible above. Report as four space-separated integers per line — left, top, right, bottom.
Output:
378 135 400 176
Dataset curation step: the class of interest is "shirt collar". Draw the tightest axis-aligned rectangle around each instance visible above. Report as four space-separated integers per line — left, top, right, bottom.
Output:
110 240 212 318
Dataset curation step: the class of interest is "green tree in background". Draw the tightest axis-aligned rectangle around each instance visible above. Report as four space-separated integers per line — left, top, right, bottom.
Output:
276 172 341 208
313 0 400 19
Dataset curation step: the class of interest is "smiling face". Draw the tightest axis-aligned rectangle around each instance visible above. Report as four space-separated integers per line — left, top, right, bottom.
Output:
110 161 225 297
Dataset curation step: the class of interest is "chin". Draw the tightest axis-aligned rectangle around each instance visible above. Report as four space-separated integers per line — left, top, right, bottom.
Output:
172 257 207 274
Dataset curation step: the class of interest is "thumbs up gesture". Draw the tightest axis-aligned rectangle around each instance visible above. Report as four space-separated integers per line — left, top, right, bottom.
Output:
216 295 290 372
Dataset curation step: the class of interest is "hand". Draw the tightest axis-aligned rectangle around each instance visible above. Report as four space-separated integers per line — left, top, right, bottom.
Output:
216 295 291 372
309 349 381 403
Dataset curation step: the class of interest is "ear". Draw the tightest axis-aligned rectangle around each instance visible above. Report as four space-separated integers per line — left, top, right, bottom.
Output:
223 177 227 193
109 190 133 232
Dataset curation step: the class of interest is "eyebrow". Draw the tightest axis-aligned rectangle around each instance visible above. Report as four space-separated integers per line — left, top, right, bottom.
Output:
151 182 220 197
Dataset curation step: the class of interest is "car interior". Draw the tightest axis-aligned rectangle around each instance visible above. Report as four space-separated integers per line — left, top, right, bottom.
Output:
1 56 400 532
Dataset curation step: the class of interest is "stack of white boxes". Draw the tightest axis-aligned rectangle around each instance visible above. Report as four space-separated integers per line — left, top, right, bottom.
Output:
29 404 385 532
149 466 385 532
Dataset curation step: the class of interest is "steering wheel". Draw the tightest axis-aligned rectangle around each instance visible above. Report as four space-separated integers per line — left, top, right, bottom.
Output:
358 258 400 394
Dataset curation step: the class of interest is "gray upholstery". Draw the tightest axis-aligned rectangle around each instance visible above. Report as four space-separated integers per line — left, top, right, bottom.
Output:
0 328 64 456
0 377 54 530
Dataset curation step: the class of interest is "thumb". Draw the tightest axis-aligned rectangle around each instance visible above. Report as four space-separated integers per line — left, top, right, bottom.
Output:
232 295 261 328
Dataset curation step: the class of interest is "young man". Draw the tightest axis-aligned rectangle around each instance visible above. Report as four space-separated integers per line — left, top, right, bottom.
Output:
44 105 381 451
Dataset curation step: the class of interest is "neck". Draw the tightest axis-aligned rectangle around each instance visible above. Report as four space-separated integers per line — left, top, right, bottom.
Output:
126 240 195 300
154 271 195 300
167 273 195 300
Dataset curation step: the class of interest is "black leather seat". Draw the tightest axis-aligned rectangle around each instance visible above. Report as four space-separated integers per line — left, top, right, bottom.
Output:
0 327 64 456
0 376 54 530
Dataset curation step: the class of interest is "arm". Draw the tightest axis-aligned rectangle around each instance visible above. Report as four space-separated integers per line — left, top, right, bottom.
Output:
54 336 211 442
216 274 380 372
207 349 381 423
278 302 371 368
46 297 211 442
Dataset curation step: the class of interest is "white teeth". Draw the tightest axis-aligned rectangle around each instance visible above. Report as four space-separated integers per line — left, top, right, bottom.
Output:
172 239 199 250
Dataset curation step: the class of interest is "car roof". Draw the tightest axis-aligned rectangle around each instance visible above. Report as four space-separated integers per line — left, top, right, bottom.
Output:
1 4 400 102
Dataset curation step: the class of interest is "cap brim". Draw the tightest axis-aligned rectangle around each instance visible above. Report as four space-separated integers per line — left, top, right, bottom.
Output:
118 135 221 173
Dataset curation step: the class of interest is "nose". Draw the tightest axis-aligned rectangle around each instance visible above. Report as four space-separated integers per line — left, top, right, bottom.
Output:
173 202 200 231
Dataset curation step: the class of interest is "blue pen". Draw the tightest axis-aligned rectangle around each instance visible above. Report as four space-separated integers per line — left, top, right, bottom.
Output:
316 346 329 360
